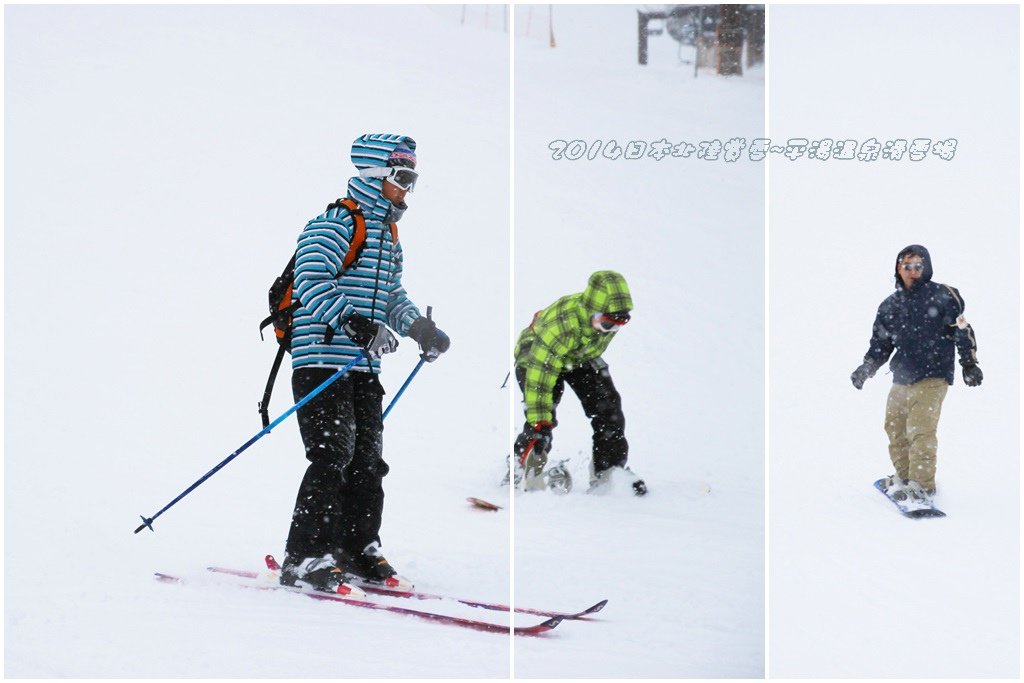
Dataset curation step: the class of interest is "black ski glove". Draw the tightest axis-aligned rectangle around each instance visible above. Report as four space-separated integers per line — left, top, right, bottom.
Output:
343 312 398 361
408 315 450 362
515 422 553 457
850 360 877 390
961 360 983 387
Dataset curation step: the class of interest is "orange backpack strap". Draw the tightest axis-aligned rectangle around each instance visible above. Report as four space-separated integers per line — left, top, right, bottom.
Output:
331 198 398 268
336 198 367 270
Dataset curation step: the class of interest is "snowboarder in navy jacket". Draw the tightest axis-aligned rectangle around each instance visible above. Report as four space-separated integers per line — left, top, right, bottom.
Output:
851 244 981 504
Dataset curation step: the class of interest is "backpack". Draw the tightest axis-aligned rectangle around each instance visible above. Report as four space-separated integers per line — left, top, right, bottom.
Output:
257 197 398 427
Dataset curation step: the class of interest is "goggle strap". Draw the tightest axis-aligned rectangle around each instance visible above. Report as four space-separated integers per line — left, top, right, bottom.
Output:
358 167 392 179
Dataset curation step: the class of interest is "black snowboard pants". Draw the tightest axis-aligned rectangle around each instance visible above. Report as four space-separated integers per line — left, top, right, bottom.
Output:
284 367 389 563
514 361 628 473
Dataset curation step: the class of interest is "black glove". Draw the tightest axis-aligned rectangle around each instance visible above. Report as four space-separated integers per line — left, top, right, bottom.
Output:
342 312 398 361
850 361 877 390
408 315 450 362
515 422 553 457
961 360 983 387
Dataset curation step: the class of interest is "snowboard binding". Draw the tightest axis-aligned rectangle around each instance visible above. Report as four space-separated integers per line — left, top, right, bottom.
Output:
502 453 574 494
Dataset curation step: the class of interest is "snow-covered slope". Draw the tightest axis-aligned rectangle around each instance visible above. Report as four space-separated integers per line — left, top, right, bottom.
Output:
767 5 1020 678
9 4 771 678
512 5 765 678
5 5 511 677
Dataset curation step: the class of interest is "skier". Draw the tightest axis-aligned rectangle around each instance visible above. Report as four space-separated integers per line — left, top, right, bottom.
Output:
850 244 981 508
512 270 646 495
280 134 450 594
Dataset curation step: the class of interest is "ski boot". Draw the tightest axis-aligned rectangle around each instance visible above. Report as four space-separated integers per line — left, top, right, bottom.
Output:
335 542 413 592
279 555 365 597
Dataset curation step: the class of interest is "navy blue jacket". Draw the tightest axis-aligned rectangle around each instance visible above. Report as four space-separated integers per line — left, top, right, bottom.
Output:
863 245 979 385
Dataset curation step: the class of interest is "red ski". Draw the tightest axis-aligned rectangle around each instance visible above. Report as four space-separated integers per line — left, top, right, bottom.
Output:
206 555 607 620
155 569 560 636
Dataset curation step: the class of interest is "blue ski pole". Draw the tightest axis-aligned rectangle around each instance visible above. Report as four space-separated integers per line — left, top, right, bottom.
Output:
134 352 365 534
382 358 426 420
382 305 438 420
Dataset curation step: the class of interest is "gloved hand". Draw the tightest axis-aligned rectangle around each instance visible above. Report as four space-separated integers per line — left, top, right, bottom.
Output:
408 315 450 362
961 360 983 387
516 422 553 458
343 312 398 360
514 422 554 492
850 361 877 390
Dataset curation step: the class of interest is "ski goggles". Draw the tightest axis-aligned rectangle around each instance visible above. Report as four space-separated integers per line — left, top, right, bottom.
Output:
900 262 924 272
359 165 418 192
592 311 631 332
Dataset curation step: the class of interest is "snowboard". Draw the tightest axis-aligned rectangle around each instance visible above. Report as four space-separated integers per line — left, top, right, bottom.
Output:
873 478 946 518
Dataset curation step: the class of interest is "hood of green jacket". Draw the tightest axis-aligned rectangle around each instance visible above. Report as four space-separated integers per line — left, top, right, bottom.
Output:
580 271 633 314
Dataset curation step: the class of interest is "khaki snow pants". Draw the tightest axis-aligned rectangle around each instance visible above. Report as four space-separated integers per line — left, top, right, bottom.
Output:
884 378 948 492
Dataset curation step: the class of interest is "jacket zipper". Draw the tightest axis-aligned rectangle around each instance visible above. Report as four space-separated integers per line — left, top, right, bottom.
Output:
366 225 386 370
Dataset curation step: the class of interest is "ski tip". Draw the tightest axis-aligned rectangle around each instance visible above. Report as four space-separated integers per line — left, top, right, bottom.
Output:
265 554 281 571
515 615 564 635
539 616 563 630
585 599 609 615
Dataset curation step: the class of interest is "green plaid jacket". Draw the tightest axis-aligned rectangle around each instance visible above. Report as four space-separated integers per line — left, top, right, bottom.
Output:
514 271 633 425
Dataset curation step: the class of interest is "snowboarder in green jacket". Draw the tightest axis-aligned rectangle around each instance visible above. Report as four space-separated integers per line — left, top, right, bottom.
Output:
512 271 646 495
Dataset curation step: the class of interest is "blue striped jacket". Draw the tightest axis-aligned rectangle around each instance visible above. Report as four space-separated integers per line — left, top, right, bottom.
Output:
291 134 422 373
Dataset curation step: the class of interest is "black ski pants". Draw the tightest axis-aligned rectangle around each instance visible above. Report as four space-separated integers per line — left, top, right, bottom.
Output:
515 361 628 473
284 367 389 562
